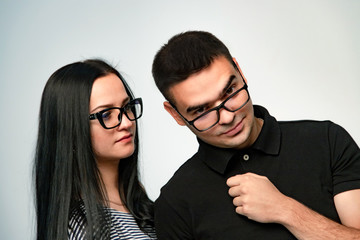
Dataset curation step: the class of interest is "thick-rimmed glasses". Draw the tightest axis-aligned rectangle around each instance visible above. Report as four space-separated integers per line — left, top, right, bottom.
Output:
89 98 143 129
172 80 250 132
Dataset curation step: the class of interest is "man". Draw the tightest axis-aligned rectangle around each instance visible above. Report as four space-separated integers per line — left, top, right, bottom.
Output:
151 31 360 239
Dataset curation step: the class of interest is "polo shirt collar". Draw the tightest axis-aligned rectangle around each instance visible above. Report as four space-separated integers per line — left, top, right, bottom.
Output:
197 105 281 174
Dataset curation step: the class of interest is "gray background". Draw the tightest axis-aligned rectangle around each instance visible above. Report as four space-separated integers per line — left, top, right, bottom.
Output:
1 0 359 239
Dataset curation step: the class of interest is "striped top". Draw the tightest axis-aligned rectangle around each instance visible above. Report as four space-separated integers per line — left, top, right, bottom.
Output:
68 206 157 239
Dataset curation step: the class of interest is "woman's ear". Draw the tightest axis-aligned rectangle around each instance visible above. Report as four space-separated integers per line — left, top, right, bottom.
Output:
163 101 186 126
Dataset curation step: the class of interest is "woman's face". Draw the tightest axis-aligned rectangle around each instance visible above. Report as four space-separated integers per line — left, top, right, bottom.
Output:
89 73 136 163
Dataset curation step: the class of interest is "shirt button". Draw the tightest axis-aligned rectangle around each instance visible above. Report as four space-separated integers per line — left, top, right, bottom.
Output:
243 154 250 161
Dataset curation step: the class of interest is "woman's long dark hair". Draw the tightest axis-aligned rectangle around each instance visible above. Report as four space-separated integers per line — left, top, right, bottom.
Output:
34 59 154 239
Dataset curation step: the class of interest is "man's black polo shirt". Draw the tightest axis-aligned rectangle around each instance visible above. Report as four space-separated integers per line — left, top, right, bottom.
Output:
155 105 360 240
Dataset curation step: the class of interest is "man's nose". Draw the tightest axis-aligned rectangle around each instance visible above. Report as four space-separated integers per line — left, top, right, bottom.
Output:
218 107 235 125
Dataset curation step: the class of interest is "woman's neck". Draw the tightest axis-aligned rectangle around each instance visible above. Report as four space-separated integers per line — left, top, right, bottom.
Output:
97 159 129 212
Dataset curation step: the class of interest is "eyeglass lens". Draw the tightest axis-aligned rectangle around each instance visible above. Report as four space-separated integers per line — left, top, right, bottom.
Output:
193 88 248 131
101 102 141 128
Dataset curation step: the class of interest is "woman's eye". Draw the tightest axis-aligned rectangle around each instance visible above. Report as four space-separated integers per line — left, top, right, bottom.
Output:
125 103 133 112
101 111 111 120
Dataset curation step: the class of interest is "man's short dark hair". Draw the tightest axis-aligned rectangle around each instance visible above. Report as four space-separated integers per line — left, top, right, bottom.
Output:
152 30 233 103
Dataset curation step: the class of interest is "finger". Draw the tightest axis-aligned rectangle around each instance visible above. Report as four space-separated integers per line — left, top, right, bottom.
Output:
235 206 245 216
232 196 243 207
227 172 258 187
228 186 241 197
226 174 242 187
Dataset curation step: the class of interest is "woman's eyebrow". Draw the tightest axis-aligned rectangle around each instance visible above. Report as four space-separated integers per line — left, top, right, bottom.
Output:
90 96 130 113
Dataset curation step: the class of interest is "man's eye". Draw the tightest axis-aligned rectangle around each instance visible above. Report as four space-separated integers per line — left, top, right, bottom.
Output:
192 107 205 116
225 85 236 95
196 107 205 114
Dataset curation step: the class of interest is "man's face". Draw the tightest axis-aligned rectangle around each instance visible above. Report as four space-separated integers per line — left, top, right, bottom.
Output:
164 56 261 149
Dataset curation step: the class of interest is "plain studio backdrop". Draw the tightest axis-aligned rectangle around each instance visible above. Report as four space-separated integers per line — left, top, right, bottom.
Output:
0 0 359 239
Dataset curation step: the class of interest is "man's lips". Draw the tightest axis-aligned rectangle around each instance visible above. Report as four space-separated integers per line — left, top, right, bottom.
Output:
116 134 132 142
222 118 244 137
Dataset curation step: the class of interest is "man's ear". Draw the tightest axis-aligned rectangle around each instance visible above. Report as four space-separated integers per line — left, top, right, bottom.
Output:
163 101 186 126
233 57 248 84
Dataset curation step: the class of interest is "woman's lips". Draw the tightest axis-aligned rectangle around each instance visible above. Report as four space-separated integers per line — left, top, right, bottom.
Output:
116 134 132 143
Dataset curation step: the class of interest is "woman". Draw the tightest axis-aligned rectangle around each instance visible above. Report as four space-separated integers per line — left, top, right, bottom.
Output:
34 59 156 239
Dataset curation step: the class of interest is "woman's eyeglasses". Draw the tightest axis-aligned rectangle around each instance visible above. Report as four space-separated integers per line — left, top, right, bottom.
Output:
89 98 143 129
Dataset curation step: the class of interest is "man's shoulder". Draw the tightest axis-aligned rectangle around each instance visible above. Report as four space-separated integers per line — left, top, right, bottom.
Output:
278 119 338 132
159 151 206 194
255 105 346 141
279 119 332 125
277 119 354 145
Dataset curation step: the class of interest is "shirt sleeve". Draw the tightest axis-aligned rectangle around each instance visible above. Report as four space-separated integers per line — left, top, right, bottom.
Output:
155 193 193 240
329 122 360 196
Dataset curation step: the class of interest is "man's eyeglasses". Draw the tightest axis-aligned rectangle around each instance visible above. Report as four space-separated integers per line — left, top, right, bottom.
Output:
172 79 250 132
89 98 143 129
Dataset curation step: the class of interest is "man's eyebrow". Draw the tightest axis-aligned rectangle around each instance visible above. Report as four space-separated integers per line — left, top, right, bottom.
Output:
219 75 236 97
185 75 236 113
186 103 208 114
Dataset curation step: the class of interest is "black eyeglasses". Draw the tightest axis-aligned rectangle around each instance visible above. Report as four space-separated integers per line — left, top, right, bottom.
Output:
172 79 250 132
89 98 143 129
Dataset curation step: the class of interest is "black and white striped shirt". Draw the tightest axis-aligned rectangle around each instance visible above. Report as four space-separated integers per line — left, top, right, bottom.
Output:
68 206 157 239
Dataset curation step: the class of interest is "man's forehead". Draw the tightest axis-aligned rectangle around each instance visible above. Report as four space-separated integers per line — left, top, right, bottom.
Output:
169 58 237 111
